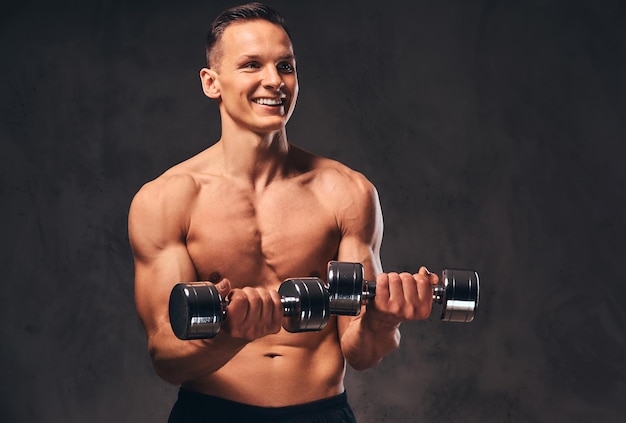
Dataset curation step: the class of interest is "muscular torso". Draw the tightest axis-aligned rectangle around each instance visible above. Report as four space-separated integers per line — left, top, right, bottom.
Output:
179 148 348 405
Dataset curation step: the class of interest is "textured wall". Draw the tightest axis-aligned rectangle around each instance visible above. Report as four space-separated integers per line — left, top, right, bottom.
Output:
1 0 625 421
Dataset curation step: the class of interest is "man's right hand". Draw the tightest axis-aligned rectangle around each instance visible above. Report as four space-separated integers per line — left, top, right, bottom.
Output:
213 279 285 341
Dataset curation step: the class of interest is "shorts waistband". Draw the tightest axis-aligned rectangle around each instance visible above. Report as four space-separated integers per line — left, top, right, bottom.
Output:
176 388 350 418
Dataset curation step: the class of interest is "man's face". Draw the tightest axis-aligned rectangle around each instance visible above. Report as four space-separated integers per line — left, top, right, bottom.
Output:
210 19 299 134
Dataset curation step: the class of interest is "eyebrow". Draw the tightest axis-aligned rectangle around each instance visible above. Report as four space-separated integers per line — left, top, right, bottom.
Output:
238 53 296 61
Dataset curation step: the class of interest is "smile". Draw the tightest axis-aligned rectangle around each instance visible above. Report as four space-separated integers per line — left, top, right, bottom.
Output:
252 97 284 106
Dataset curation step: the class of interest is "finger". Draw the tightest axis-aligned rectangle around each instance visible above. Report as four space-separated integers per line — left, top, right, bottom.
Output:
413 271 434 318
226 288 264 340
386 272 404 303
214 278 232 299
399 272 419 305
226 288 250 322
269 289 284 333
430 271 439 286
374 273 391 308
418 266 439 286
255 288 276 325
241 287 262 321
415 270 433 300
400 272 433 319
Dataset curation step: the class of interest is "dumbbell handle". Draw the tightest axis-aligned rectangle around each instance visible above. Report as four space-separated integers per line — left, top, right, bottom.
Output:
357 281 451 303
327 262 480 323
169 278 330 340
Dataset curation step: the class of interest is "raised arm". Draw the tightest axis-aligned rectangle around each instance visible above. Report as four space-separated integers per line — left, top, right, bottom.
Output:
128 175 249 385
335 172 437 370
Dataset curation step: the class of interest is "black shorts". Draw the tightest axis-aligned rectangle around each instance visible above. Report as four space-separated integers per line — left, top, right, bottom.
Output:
168 388 357 423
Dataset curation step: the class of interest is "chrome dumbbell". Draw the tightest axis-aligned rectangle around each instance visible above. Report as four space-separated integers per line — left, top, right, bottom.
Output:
169 278 330 340
326 261 479 322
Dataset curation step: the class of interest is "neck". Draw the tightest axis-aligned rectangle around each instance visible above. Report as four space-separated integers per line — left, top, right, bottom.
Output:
218 128 290 189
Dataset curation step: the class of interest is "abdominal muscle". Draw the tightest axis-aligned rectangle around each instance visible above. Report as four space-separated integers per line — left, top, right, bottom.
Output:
182 319 346 407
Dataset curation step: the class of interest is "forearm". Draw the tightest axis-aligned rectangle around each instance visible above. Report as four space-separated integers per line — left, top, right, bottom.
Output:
340 316 401 371
149 326 248 385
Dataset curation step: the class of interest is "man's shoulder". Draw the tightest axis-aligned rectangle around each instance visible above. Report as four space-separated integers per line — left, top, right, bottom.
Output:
297 150 381 229
286 149 378 217
134 147 220 203
136 170 199 204
304 153 375 194
291 146 370 184
130 159 210 220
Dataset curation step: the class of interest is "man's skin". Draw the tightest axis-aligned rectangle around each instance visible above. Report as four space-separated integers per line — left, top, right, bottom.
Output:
128 19 437 407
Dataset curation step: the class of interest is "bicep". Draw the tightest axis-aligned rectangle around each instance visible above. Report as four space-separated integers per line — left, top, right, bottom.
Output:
334 175 384 336
128 182 198 338
335 175 384 279
133 244 197 338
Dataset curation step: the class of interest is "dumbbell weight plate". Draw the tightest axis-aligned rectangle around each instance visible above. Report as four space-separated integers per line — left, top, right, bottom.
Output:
439 269 480 323
327 261 364 316
278 278 330 333
169 282 224 340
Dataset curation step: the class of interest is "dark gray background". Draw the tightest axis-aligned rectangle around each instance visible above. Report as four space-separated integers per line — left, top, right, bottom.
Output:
2 0 625 421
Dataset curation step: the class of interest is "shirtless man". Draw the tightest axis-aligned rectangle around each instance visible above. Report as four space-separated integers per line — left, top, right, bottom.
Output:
128 3 438 422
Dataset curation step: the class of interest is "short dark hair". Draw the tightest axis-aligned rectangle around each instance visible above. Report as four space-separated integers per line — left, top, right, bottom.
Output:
205 2 291 68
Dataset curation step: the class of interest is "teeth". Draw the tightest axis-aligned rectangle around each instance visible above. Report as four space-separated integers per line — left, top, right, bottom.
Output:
254 98 283 106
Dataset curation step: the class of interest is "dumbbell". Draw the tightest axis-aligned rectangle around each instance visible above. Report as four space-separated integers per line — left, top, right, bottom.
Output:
170 262 479 340
326 261 479 322
168 278 331 340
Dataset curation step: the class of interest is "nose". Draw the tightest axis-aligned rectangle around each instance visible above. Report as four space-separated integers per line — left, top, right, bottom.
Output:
262 66 284 90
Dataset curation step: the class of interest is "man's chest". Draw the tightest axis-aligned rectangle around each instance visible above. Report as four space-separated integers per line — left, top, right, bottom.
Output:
185 183 341 284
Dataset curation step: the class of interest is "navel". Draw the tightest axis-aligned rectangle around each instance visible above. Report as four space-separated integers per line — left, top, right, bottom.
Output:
264 353 282 359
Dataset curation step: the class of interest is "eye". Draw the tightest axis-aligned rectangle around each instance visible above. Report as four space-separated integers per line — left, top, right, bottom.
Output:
242 62 261 70
277 62 295 74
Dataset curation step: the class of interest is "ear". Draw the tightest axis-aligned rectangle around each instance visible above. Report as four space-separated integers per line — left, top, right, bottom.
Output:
200 68 221 99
